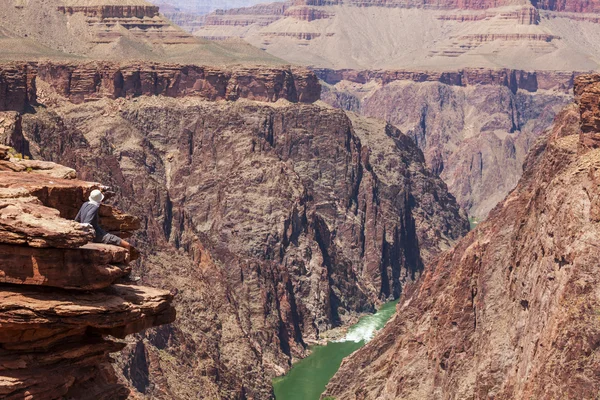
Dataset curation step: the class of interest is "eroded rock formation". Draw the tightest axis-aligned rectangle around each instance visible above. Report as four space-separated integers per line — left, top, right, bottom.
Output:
0 62 319 112
0 0 283 65
3 64 469 397
194 0 600 71
320 69 573 218
323 73 600 400
0 145 175 399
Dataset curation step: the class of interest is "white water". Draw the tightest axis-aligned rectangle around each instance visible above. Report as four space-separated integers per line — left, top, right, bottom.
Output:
338 300 399 343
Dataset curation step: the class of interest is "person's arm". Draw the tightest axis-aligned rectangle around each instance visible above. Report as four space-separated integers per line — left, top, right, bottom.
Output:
75 207 82 223
92 207 107 237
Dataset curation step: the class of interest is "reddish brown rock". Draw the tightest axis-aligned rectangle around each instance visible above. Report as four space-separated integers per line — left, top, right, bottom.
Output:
0 283 174 399
34 62 321 104
284 6 334 20
20 93 468 398
0 166 141 248
0 150 175 398
0 64 36 113
323 75 600 400
0 196 93 248
575 74 600 140
0 243 130 290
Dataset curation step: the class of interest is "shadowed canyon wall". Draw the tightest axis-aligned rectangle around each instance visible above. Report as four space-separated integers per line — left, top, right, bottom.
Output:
2 63 468 398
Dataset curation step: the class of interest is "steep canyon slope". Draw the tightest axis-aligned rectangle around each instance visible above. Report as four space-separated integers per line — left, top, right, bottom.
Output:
2 62 469 398
319 69 574 218
0 146 175 399
191 0 598 218
323 74 600 400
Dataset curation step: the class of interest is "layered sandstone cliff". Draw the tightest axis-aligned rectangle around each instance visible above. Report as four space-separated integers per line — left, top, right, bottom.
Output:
323 74 600 399
0 63 469 398
0 62 319 112
0 0 283 65
195 0 600 71
0 145 175 399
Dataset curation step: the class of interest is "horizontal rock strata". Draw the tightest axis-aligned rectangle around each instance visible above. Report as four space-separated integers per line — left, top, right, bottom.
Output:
0 147 175 398
315 67 576 93
0 62 321 112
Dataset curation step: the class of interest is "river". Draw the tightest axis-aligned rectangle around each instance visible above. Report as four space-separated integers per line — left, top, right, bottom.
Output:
272 300 399 400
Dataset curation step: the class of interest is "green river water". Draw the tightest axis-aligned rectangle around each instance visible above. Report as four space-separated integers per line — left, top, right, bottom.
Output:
273 300 399 400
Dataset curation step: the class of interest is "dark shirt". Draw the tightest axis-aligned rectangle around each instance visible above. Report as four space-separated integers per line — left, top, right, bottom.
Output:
75 201 107 242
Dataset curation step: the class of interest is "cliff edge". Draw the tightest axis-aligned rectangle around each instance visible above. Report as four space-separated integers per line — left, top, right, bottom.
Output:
0 146 175 399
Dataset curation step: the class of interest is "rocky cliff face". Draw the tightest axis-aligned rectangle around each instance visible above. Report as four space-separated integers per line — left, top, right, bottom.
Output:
0 62 319 112
0 63 36 112
35 62 320 104
0 145 175 399
4 64 469 398
534 0 600 12
320 69 573 218
323 73 600 400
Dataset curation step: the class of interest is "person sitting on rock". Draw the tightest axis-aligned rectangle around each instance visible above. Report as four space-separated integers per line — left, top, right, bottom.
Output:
75 189 131 251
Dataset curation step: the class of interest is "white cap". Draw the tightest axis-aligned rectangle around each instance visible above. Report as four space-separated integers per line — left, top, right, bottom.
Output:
89 189 105 203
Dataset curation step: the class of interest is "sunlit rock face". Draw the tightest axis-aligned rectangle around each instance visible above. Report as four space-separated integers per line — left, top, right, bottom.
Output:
0 145 175 399
324 74 600 400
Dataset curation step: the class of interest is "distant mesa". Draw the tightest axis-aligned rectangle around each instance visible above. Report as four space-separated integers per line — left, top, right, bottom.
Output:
193 0 600 70
0 0 284 65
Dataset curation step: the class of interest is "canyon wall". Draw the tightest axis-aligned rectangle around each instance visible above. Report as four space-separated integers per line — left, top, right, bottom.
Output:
320 69 574 218
0 64 36 112
0 62 319 112
534 0 600 12
0 145 175 399
3 64 468 398
324 74 600 400
315 68 576 93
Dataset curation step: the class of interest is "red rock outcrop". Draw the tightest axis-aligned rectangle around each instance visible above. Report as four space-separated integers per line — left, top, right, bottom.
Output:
284 6 334 20
0 62 321 109
0 145 175 398
35 62 321 104
575 74 600 136
0 64 36 112
323 74 600 400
